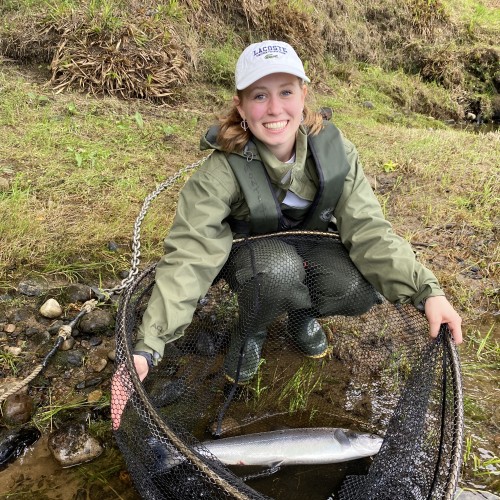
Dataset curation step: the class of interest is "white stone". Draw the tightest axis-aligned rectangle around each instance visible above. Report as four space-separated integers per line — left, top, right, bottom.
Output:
39 298 63 319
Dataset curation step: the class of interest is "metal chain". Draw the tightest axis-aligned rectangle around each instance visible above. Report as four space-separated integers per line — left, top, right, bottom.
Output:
102 156 208 295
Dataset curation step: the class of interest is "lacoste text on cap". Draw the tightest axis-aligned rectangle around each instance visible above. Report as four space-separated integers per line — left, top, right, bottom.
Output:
235 40 310 90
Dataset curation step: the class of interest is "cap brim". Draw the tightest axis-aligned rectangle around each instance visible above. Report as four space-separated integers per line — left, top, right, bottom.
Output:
236 65 310 90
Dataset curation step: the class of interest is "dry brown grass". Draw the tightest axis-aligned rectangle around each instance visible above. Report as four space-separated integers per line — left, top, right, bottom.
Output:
49 20 188 101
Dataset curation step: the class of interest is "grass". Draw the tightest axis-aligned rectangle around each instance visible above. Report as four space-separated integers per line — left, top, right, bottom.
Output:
32 390 110 431
0 350 22 375
278 360 323 413
460 323 500 488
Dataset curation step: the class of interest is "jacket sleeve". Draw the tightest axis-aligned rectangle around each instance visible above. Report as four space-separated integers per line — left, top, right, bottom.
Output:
334 137 444 306
134 153 238 360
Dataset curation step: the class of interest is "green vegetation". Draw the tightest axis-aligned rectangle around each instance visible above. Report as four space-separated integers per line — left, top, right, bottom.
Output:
278 361 323 413
32 392 110 430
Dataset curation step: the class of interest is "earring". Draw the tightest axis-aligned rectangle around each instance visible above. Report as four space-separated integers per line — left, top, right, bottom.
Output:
240 119 248 131
300 112 304 123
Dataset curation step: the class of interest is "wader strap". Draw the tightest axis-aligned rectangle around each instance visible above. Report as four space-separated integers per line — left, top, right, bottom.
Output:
302 122 351 230
225 152 281 235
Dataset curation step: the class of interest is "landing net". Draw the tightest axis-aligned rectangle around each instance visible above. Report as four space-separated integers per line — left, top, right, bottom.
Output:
112 231 463 500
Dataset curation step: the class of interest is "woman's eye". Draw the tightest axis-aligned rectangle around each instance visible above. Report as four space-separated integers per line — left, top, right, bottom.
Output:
281 90 293 97
253 94 266 101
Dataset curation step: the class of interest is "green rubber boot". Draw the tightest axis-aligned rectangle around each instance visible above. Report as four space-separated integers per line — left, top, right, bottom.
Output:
288 313 328 358
224 329 267 384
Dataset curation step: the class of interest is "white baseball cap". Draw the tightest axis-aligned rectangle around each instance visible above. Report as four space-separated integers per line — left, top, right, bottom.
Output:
235 40 310 90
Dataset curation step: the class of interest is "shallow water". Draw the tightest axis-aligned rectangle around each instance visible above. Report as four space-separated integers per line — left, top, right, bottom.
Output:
0 434 139 499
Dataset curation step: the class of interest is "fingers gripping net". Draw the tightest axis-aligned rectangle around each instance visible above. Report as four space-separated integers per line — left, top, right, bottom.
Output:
112 231 463 500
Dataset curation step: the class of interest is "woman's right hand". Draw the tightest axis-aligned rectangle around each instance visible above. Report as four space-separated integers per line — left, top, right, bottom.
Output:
111 354 150 430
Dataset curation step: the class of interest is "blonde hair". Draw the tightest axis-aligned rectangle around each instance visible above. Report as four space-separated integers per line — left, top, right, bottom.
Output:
217 82 324 154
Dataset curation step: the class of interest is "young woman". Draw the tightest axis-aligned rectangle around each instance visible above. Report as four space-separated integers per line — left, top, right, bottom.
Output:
112 40 462 427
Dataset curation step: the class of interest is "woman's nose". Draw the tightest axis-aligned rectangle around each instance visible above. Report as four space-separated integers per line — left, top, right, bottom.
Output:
267 95 281 115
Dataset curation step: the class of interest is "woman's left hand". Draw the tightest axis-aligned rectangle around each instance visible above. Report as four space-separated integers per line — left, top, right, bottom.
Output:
425 295 463 344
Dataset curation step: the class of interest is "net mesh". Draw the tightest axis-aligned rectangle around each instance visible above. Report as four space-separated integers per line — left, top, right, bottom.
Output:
112 231 463 500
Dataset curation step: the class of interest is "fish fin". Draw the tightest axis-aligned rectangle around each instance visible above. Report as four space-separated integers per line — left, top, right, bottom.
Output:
242 461 283 482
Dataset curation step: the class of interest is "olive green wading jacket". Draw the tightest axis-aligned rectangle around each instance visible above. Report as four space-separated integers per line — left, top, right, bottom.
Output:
134 125 444 362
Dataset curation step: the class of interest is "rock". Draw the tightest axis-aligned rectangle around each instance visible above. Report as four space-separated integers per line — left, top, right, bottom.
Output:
47 320 64 335
89 358 107 373
107 349 116 362
66 350 84 367
39 298 63 319
362 100 374 109
107 241 119 252
60 337 76 351
209 417 242 437
87 390 103 404
88 336 102 347
64 284 94 304
17 280 45 297
7 307 33 322
4 346 21 356
0 427 41 468
4 324 16 333
2 393 34 426
48 423 103 467
24 327 41 337
78 309 114 335
75 377 103 390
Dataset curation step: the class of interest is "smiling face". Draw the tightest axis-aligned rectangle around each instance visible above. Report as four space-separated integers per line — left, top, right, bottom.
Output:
234 73 307 162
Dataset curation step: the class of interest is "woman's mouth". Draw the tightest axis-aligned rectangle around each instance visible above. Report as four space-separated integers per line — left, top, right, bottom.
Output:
263 120 288 131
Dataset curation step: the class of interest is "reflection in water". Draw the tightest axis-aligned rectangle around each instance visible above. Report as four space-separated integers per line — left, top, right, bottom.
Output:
451 122 500 134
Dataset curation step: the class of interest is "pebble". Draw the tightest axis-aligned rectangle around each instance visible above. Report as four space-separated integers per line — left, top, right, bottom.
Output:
66 351 84 367
4 346 22 356
209 417 241 437
24 327 41 337
107 349 116 362
89 358 107 373
60 337 76 351
89 336 102 347
4 324 16 333
48 423 103 467
39 298 63 319
75 377 103 390
87 390 103 404
107 241 119 252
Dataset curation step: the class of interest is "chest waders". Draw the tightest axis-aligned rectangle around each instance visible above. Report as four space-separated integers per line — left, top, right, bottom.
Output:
221 123 380 386
225 121 350 235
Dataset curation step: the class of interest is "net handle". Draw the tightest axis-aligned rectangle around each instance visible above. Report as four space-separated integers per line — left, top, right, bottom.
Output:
443 329 464 499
